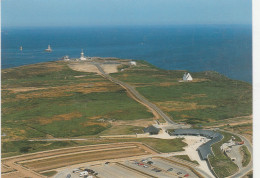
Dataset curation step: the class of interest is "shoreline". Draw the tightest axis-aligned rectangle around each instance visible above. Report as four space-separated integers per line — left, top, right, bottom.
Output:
1 58 252 84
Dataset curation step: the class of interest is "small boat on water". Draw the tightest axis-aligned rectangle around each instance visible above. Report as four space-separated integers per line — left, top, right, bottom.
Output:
45 45 52 52
20 46 23 51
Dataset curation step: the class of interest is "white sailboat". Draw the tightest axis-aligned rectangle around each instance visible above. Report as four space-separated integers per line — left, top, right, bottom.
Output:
20 46 23 51
45 45 52 52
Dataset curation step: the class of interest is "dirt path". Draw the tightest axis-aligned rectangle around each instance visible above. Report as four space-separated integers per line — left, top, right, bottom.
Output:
205 115 252 129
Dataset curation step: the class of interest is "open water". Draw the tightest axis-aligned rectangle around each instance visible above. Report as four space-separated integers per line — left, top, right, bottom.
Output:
1 25 252 82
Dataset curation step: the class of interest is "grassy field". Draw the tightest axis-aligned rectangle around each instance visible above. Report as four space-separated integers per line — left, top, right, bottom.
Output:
2 59 252 159
41 171 57 177
1 137 186 158
1 61 153 142
208 131 241 178
222 123 252 142
112 60 252 127
174 155 199 165
240 145 251 167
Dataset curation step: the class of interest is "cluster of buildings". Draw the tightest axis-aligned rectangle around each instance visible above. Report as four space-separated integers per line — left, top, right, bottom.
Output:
170 129 223 160
63 49 90 61
143 126 224 161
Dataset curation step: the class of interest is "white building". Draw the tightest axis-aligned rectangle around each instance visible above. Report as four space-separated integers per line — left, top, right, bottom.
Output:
80 50 87 60
183 72 193 81
130 61 137 66
63 56 70 61
45 45 52 52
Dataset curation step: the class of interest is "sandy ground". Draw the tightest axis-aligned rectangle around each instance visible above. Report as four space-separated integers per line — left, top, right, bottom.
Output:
100 64 120 73
68 62 100 73
68 62 120 74
147 131 214 178
182 136 214 177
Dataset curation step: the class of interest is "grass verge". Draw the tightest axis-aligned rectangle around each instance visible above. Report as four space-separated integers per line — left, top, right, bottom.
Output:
174 155 199 165
41 171 58 177
208 131 241 178
240 145 251 167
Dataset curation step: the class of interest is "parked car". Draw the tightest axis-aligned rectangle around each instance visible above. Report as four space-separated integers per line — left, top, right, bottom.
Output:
66 174 71 178
155 169 162 172
167 168 173 171
72 169 80 173
184 173 189 177
105 162 110 164
143 165 148 168
84 169 95 174
177 172 182 175
147 161 153 165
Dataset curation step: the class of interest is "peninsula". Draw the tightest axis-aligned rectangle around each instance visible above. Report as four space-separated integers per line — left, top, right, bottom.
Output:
1 58 252 178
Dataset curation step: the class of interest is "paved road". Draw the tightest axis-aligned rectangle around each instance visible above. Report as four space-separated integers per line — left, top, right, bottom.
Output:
94 63 184 128
221 130 253 178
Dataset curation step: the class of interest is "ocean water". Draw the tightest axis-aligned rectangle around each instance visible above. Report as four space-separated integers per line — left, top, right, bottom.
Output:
1 25 252 83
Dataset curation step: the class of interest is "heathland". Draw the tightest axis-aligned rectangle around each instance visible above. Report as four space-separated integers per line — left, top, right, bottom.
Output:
1 59 252 157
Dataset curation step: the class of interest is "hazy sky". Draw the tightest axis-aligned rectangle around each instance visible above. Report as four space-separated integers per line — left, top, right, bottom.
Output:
1 0 252 27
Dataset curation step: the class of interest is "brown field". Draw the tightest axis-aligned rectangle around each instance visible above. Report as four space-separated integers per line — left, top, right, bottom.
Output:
23 146 146 172
156 101 216 112
37 112 83 125
1 142 156 177
14 81 119 100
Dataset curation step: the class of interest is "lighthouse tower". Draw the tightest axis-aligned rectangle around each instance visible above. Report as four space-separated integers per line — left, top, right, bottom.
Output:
80 49 87 60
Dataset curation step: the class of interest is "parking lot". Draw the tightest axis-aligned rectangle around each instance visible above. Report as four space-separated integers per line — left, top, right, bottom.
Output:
56 156 199 178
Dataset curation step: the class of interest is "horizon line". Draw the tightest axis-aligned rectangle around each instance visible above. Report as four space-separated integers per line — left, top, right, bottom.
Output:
1 24 252 29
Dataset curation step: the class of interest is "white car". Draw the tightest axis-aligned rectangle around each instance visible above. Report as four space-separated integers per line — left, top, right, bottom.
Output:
79 171 88 177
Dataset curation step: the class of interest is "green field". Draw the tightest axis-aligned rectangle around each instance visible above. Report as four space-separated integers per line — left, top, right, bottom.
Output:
1 61 153 141
1 59 252 158
1 137 186 157
112 60 252 127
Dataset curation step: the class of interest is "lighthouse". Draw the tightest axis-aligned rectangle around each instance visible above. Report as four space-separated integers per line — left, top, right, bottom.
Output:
80 49 87 60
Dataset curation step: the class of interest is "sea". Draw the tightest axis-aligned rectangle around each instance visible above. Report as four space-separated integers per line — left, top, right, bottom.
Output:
1 25 252 83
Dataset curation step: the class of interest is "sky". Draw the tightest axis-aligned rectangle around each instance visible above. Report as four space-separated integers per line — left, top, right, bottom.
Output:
1 0 252 27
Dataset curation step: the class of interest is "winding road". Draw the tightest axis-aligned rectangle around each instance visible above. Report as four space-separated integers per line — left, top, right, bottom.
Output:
94 62 183 128
94 62 253 178
223 130 253 178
